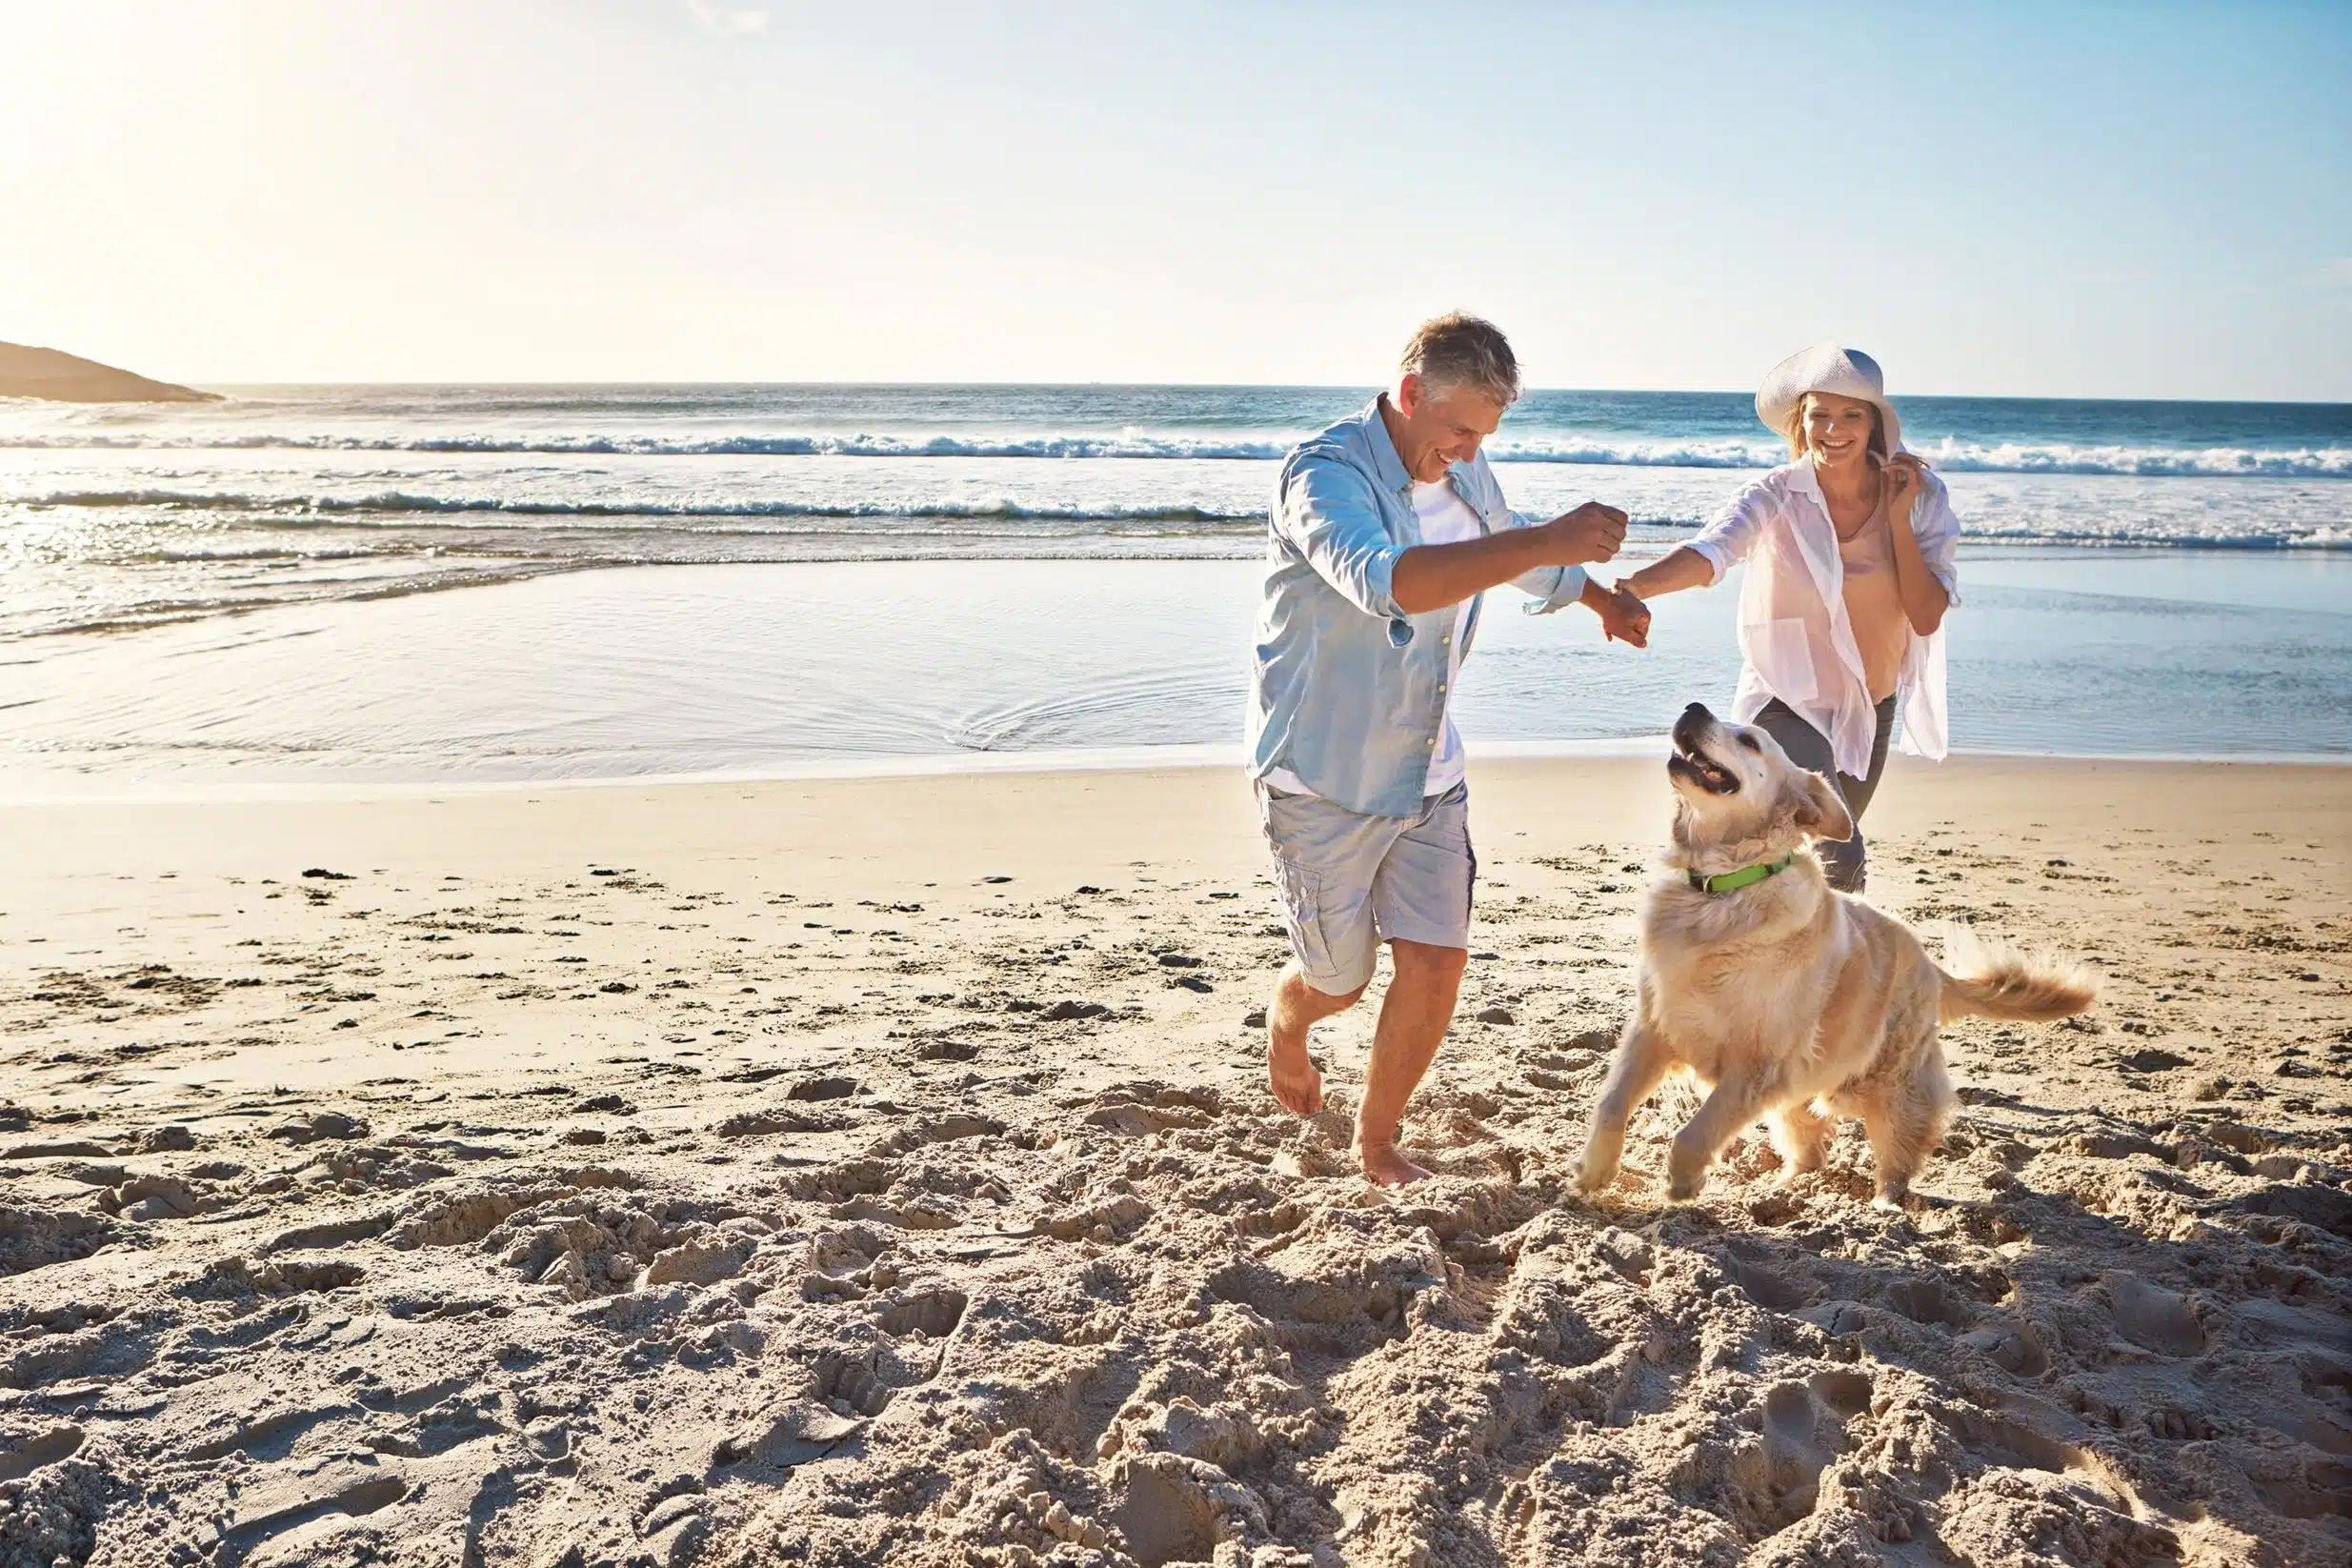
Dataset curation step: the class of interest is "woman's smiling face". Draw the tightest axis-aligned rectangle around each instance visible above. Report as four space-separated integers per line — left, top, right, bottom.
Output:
1800 393 1881 472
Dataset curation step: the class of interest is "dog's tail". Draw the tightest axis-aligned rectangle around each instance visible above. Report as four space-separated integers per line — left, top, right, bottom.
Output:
1935 927 2099 1024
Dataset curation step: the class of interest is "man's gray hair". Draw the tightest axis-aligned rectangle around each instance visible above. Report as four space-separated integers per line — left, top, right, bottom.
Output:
1399 312 1521 406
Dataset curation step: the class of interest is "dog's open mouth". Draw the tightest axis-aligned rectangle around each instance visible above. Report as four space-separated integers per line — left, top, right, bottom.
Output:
1668 739 1739 794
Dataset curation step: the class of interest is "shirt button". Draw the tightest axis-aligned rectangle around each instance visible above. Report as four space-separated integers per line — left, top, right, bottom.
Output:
1440 635 1451 646
1437 684 1447 694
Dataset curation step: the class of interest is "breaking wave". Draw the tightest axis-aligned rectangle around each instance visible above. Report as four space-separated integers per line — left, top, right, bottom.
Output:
4 486 1270 531
10 484 2349 550
8 429 2351 478
5 488 1265 526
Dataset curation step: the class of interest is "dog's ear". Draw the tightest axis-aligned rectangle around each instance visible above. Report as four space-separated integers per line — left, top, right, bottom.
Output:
1788 771 1855 843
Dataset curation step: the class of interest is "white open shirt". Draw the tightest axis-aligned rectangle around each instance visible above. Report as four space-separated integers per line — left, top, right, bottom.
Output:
1686 458 1961 778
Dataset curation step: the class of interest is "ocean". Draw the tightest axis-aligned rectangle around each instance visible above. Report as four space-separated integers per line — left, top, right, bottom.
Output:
2 384 2347 788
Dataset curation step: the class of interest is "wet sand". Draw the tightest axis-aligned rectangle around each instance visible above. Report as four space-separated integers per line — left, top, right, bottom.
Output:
1 756 2346 1565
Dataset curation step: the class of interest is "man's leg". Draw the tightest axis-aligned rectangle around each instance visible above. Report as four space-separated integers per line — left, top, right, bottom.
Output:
1256 785 1389 1118
1353 782 1476 1185
1355 937 1467 1184
1267 964 1360 1116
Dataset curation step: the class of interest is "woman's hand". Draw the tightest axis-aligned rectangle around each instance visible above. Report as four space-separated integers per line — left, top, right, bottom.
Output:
1880 452 1929 527
1578 575 1652 647
1597 582 1652 647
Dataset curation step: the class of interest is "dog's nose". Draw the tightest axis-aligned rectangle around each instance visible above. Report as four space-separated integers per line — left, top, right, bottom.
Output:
1670 702 1714 753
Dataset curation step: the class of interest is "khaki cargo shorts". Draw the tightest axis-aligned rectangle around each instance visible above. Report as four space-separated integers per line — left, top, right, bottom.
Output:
1256 780 1475 996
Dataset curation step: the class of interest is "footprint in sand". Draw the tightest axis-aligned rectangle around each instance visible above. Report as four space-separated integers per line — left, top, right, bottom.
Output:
2101 1272 2208 1357
1959 1319 2050 1377
876 1287 969 1340
0 1423 84 1481
1881 1274 1978 1331
809 1289 970 1419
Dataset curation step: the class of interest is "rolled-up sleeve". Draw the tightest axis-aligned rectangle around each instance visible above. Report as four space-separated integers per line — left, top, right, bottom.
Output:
1686 481 1772 584
1912 474 1962 604
1276 451 1406 622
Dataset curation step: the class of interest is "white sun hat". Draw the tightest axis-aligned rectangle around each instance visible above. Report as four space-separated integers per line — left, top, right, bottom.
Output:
1755 343 1904 457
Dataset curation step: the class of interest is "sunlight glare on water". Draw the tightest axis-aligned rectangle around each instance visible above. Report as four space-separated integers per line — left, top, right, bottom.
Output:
2 553 2344 793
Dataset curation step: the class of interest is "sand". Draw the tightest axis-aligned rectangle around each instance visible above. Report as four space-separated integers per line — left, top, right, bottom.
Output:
0 755 2345 1567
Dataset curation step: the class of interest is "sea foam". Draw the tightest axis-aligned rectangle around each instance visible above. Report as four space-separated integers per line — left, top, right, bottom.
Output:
7 429 2351 479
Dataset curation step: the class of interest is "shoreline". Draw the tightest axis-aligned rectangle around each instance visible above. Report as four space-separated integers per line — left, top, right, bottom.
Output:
1 742 2345 807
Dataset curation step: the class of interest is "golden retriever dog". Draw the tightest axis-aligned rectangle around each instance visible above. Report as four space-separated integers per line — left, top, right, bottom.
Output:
1577 702 2096 1208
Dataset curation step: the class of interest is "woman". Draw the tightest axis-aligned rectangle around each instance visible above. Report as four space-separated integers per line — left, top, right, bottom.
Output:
1609 345 1960 892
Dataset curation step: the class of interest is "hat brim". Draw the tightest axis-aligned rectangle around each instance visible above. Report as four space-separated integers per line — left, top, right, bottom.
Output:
1756 345 1903 457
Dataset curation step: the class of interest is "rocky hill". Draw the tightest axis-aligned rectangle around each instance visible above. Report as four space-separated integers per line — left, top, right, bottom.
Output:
0 341 217 402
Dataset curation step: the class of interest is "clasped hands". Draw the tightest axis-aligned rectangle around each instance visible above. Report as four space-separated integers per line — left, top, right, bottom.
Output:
1563 451 1925 652
1539 501 1652 649
1593 578 1651 648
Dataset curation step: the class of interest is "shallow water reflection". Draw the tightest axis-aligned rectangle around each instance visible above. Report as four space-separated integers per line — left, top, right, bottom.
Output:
1 552 2344 792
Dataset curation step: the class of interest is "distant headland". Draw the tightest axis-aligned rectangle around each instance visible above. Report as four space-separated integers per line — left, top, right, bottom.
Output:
0 341 218 402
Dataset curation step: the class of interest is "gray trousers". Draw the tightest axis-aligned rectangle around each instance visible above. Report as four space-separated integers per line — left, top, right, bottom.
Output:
1753 696 1897 893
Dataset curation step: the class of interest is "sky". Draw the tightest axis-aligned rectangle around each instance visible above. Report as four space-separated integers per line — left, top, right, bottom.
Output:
2 1 2348 398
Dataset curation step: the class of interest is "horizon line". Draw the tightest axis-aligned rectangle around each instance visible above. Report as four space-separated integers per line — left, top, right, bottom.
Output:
155 379 2352 410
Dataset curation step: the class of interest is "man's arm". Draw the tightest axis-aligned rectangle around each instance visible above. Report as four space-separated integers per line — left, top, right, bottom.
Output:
1390 502 1627 615
1276 456 1415 621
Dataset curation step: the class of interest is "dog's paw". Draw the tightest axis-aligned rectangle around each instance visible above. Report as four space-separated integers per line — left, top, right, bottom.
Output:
1665 1168 1707 1202
1575 1131 1624 1198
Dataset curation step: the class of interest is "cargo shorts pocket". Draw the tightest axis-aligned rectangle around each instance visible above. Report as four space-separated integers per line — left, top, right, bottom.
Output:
1271 855 1335 982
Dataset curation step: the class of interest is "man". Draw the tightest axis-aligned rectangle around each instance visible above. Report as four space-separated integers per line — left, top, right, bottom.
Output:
1247 312 1650 1185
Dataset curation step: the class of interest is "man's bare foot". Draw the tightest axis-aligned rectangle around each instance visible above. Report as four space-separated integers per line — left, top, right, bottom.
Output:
1357 1140 1433 1186
1267 1026 1323 1117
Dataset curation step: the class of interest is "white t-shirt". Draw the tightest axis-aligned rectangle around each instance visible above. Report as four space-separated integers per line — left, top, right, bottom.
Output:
1268 478 1481 801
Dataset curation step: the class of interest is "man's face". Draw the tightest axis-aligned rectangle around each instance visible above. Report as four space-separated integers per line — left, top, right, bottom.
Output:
1392 374 1506 482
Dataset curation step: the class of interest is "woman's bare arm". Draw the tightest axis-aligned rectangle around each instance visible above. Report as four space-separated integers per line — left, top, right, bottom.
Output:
1617 546 1717 600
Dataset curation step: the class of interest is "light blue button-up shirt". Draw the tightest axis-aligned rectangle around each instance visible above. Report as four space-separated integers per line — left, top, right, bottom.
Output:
1245 397 1587 817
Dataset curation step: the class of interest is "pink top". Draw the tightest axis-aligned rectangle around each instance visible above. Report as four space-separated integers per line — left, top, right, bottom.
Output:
1837 513 1911 703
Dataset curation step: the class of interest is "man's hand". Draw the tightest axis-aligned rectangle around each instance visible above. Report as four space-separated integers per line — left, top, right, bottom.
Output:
1390 498 1630 615
1542 501 1628 566
1590 580 1651 647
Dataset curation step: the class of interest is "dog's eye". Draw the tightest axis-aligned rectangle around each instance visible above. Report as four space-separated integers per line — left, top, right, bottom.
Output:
1737 734 1760 753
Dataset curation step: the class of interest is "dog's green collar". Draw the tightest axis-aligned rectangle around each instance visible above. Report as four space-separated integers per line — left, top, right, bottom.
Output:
1688 854 1796 895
